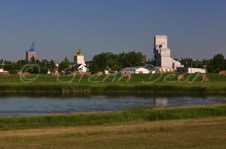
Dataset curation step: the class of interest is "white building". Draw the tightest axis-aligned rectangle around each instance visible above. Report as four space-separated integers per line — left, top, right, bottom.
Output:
177 67 206 74
74 49 87 72
74 49 85 65
153 35 182 71
121 67 150 74
120 65 159 74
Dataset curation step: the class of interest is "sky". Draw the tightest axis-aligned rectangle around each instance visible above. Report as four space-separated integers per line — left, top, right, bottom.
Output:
1 0 226 62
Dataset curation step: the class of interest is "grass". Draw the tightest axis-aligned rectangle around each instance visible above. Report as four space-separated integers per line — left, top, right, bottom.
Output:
0 117 226 148
0 73 226 95
0 104 226 130
0 103 226 148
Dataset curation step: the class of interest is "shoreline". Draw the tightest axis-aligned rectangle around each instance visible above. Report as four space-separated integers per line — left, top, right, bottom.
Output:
0 84 226 96
0 103 226 130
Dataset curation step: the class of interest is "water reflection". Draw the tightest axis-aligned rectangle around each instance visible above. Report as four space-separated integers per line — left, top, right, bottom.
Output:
0 96 225 116
154 97 168 107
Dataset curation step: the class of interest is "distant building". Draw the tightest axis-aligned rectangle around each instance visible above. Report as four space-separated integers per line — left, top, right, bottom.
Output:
120 65 158 74
120 35 206 74
121 67 150 74
74 49 87 72
153 35 182 71
26 42 36 61
74 49 85 65
177 67 206 74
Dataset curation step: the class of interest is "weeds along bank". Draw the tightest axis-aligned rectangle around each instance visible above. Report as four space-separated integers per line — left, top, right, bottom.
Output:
0 104 226 130
0 73 226 95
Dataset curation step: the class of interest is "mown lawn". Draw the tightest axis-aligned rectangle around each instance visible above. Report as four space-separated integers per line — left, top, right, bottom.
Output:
0 117 226 149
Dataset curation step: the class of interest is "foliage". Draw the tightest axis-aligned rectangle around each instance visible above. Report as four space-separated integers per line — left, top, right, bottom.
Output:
207 53 226 72
89 52 119 73
89 51 146 73
3 59 57 74
179 53 226 73
59 57 71 73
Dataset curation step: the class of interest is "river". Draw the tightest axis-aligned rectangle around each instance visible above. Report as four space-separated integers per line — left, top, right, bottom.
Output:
0 96 226 116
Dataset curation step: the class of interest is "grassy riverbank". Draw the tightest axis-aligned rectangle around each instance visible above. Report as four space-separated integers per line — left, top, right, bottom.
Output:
0 73 226 95
1 104 226 130
0 104 226 148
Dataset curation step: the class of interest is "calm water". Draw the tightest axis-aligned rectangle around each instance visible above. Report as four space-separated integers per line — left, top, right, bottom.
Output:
0 96 226 116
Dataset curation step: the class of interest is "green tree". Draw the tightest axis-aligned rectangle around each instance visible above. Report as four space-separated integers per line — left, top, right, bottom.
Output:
59 57 70 73
89 51 146 73
208 53 225 73
89 52 114 73
49 60 56 71
30 56 36 63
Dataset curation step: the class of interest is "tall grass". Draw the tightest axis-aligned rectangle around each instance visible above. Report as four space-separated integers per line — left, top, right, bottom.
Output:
0 104 226 130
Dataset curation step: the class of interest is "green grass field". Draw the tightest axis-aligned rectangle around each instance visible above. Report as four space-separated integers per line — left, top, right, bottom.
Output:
0 104 226 148
0 117 226 149
0 73 226 95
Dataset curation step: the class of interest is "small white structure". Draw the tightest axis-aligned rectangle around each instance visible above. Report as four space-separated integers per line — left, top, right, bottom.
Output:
74 49 87 72
187 68 206 73
121 67 150 74
78 64 87 72
104 70 109 75
177 67 206 73
47 69 51 74
104 67 111 75
153 35 182 71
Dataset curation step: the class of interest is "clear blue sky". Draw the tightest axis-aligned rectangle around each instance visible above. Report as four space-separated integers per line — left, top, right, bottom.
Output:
1 0 226 62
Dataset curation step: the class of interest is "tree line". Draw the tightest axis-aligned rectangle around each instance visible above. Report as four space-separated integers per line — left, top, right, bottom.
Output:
0 52 226 74
88 51 146 73
179 53 226 73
